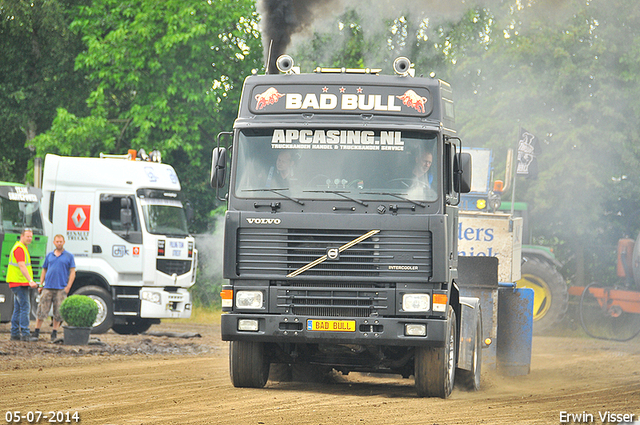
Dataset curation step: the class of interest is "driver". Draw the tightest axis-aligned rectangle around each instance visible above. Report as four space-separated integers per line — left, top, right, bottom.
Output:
266 150 296 188
412 150 433 188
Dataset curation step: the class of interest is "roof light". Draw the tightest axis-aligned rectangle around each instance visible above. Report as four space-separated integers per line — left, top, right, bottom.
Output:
276 55 294 73
393 57 413 76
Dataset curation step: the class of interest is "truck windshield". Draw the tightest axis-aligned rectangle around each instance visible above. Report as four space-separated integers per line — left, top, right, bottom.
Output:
139 198 189 237
0 196 44 234
234 129 439 203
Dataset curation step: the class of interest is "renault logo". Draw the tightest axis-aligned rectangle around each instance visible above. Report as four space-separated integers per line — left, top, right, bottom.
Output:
326 248 340 261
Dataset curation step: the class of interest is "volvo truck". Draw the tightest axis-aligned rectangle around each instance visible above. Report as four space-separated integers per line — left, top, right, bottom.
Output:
210 56 492 398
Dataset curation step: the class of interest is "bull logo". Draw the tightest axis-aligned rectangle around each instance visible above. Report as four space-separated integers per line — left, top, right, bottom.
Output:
397 90 428 113
255 87 284 110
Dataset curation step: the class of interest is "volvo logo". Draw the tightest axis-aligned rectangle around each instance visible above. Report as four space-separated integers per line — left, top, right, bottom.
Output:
326 248 340 261
246 218 281 225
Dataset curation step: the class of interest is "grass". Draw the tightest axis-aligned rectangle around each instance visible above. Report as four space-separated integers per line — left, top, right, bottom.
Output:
164 305 222 325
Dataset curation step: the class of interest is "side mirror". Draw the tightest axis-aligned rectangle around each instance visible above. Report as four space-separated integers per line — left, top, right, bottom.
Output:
184 201 195 222
454 152 472 194
210 147 227 188
120 197 132 229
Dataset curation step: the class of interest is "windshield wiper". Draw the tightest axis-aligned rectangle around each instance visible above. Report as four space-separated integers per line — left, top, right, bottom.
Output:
360 191 426 208
303 190 368 207
242 188 304 205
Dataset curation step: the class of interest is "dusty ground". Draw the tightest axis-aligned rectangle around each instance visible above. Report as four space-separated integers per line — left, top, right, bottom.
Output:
1 320 639 425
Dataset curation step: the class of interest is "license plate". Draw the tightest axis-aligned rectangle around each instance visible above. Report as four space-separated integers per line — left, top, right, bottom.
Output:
306 319 356 332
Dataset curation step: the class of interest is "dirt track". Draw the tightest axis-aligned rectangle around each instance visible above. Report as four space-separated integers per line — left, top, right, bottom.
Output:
1 321 639 425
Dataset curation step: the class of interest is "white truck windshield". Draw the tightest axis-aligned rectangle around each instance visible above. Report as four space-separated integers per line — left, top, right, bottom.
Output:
234 129 439 203
139 198 189 236
0 197 44 234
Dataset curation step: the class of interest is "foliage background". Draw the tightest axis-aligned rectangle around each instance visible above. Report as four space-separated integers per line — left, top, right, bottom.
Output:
2 0 640 304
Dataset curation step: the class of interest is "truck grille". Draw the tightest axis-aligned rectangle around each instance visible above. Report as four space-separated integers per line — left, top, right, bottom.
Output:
236 228 432 279
274 284 391 317
156 259 192 276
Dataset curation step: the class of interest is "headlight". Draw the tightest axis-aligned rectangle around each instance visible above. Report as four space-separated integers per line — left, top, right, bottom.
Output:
141 290 162 305
402 293 430 312
236 291 264 309
405 324 427 336
238 319 259 331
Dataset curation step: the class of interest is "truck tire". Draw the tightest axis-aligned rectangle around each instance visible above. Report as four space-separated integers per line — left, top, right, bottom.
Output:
414 306 457 398
111 319 153 335
229 341 269 388
73 286 113 334
456 315 482 391
516 257 568 333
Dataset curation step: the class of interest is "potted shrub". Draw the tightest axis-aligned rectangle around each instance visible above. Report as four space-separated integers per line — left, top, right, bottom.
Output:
60 295 99 345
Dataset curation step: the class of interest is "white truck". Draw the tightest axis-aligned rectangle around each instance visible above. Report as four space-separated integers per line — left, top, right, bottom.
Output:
41 152 197 334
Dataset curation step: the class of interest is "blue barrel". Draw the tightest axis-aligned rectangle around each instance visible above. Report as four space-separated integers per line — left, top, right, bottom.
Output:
496 286 534 376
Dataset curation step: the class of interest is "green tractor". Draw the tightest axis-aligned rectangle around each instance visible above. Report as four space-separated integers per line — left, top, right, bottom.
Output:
0 183 47 322
460 148 568 333
499 201 568 333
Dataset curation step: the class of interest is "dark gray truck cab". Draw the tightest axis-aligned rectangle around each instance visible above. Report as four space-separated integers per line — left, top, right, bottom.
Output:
212 58 480 398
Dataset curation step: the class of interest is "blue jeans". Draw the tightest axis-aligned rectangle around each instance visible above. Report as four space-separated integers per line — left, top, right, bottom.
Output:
11 286 31 337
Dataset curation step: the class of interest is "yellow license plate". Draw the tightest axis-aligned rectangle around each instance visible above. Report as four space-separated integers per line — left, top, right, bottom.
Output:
306 319 356 332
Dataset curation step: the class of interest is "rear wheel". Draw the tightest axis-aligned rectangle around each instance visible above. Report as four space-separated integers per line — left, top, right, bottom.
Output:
73 286 113 334
229 341 270 388
456 315 482 391
517 257 568 333
268 363 293 382
291 363 332 383
415 306 457 398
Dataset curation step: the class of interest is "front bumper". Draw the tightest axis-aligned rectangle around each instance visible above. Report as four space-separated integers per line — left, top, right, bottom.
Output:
140 287 192 319
221 313 446 347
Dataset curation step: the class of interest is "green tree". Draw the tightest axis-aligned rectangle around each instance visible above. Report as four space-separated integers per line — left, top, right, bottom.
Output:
30 0 262 232
0 0 90 183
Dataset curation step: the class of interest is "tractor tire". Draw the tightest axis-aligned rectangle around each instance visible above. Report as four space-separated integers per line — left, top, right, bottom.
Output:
414 306 457 398
73 286 114 334
517 257 568 334
229 341 270 388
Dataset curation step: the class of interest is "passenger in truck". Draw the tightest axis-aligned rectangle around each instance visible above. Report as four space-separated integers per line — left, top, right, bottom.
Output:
412 150 433 188
265 151 297 188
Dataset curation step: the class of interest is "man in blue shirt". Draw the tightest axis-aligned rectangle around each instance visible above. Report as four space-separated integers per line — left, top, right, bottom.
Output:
34 234 76 341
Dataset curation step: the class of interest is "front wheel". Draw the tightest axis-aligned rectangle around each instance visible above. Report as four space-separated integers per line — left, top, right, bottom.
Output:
111 318 153 335
229 341 270 388
415 306 457 398
73 285 113 334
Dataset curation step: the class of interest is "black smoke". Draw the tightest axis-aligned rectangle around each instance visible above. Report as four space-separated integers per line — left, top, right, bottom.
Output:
256 0 342 73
